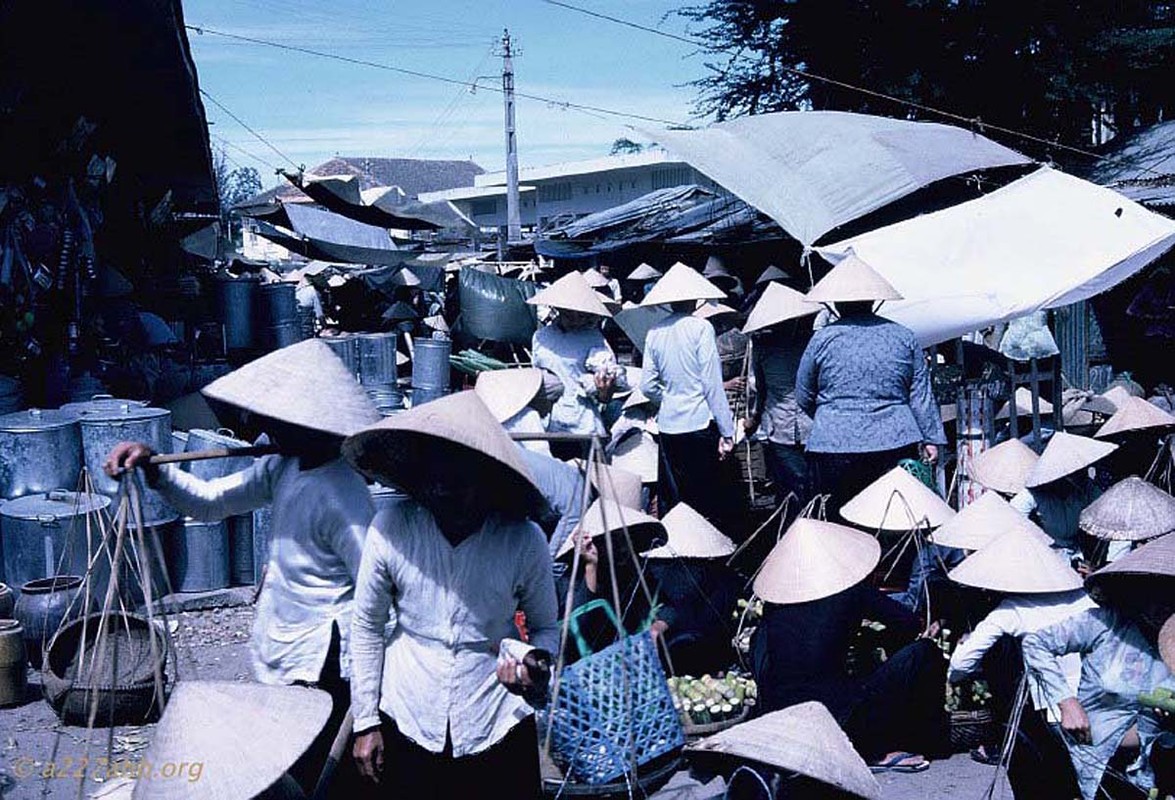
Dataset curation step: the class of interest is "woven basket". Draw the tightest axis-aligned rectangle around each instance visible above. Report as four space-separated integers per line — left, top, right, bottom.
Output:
949 708 995 751
550 600 685 785
682 706 750 738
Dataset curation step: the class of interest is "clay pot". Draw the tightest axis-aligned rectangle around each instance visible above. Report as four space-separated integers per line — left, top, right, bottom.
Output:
13 575 84 669
0 619 27 707
0 583 14 619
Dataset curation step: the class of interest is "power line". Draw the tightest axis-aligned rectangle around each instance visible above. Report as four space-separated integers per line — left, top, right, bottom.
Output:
538 0 1112 162
187 25 689 128
199 88 301 169
212 133 282 173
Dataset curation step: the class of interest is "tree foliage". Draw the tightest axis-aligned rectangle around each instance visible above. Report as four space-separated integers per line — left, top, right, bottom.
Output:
610 137 645 155
679 1 1175 161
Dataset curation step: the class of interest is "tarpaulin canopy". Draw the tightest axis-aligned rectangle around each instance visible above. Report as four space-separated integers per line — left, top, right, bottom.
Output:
816 167 1175 345
1084 120 1175 209
644 111 1032 246
248 203 416 266
281 171 477 232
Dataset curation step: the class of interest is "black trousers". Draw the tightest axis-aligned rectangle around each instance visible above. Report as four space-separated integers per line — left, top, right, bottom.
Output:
377 714 542 799
845 639 949 763
762 441 811 515
810 446 917 522
659 422 736 526
981 635 1081 800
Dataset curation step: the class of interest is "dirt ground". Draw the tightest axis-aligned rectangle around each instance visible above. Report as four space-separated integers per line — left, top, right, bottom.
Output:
0 606 1007 799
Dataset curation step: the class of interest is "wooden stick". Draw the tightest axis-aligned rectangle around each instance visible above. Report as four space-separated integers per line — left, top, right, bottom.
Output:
311 709 354 800
508 432 603 443
146 446 280 466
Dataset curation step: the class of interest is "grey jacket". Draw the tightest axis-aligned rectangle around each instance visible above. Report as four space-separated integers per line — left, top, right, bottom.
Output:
796 313 945 453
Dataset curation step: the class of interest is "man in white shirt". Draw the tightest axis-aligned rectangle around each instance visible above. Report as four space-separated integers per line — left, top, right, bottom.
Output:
344 391 558 798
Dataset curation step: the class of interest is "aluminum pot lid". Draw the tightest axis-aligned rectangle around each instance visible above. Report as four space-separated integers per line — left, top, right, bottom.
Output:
61 396 150 417
185 428 251 450
0 491 110 521
75 404 170 423
0 408 78 432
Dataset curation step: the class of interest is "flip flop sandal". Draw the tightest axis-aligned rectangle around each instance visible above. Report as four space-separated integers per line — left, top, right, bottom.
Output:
970 746 1001 765
869 752 930 774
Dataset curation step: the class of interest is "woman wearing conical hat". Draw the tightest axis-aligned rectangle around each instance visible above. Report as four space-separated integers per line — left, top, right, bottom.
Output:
795 253 946 517
945 527 1091 798
527 272 621 459
104 340 382 794
345 392 558 797
750 518 947 774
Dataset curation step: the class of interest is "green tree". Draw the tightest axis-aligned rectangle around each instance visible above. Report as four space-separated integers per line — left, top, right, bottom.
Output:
610 137 645 155
212 145 263 249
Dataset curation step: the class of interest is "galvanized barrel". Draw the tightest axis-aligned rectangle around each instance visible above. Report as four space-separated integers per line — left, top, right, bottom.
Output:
228 515 254 586
165 519 230 593
0 492 111 598
76 404 175 525
357 332 400 387
321 335 359 381
184 429 255 481
258 283 301 352
0 409 82 500
215 277 258 351
251 506 272 585
411 338 451 404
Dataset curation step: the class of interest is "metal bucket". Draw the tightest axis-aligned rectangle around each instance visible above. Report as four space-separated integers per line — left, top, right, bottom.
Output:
411 338 451 396
77 405 175 524
60 395 149 417
228 514 254 586
366 385 404 415
0 492 111 599
258 284 301 352
358 332 400 386
321 335 359 380
124 517 178 604
0 409 82 500
252 506 272 585
409 387 447 407
165 519 229 593
184 429 255 481
215 277 258 351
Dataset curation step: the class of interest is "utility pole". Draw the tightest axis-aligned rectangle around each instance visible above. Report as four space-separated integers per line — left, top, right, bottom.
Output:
498 28 522 245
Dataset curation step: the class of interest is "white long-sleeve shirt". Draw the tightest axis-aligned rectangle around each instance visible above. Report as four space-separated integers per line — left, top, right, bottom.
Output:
641 312 735 438
503 407 552 456
154 456 372 685
349 500 559 755
948 589 1095 719
531 324 611 436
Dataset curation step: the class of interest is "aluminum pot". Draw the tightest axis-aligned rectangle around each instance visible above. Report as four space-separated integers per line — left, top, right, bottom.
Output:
59 395 149 417
358 332 400 386
184 428 256 481
321 334 359 380
229 514 255 586
1 492 112 598
14 575 84 668
0 409 82 500
0 619 26 706
0 582 13 619
215 276 258 351
77 405 175 524
164 518 229 593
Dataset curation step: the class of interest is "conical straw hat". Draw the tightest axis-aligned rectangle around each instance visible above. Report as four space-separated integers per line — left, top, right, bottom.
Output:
995 387 1055 420
642 502 736 559
626 262 662 281
1080 392 1119 416
527 272 614 317
754 518 881 604
343 390 541 513
1079 477 1175 541
743 282 818 333
475 367 542 423
1100 385 1137 410
612 430 659 483
805 253 902 304
423 314 450 333
840 466 955 530
130 681 331 800
702 254 742 292
555 498 665 560
622 384 652 411
687 702 881 800
202 339 380 438
1160 614 1175 673
1025 431 1117 488
581 268 610 289
693 301 739 320
931 491 1052 550
1095 396 1175 438
755 265 788 285
640 262 727 307
968 438 1040 495
1085 531 1175 609
576 459 644 509
948 527 1083 594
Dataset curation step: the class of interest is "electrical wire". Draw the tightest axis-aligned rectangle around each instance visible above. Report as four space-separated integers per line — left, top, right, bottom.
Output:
199 88 301 169
212 133 282 173
187 25 689 127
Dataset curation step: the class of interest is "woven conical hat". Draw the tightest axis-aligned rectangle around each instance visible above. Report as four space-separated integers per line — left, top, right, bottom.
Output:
702 255 742 292
995 387 1055 420
743 282 818 333
754 518 881 604
612 430 659 483
931 491 1051 550
755 265 788 286
1081 392 1119 416
840 466 955 530
693 301 739 320
581 268 610 289
948 527 1083 594
202 339 380 438
642 502 736 559
1095 397 1175 438
423 314 450 333
475 367 542 423
968 438 1040 495
130 681 331 800
1025 431 1117 488
1085 532 1175 609
576 460 644 509
1101 385 1138 409
1160 615 1175 673
555 498 665 560
688 702 881 800
1090 530 1175 581
805 253 902 304
640 262 727 306
343 390 541 512
527 272 613 317
626 262 662 281
1079 477 1175 541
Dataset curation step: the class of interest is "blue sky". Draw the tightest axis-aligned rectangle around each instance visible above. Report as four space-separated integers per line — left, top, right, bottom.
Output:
185 0 707 186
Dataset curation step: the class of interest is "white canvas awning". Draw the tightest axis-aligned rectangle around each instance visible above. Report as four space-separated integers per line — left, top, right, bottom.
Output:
816 167 1175 345
645 110 1031 246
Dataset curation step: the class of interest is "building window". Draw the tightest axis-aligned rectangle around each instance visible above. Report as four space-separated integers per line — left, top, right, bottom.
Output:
470 198 497 216
539 183 572 203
